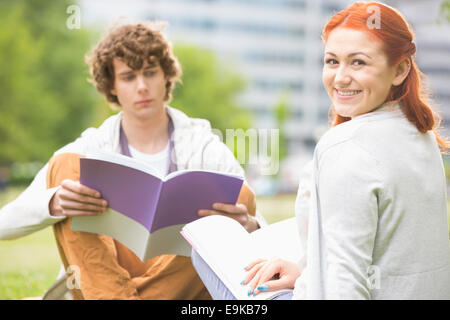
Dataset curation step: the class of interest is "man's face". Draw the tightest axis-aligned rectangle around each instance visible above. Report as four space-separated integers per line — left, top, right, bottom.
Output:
111 58 167 120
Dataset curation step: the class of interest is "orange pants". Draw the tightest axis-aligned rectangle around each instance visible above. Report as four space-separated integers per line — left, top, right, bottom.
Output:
47 153 256 300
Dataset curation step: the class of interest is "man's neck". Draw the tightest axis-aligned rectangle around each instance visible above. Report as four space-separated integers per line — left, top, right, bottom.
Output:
121 107 170 155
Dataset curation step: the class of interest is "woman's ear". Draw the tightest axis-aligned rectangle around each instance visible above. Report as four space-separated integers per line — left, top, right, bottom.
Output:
392 58 411 86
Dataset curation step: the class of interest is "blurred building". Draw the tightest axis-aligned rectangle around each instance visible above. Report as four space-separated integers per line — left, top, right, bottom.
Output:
79 0 450 193
80 0 346 153
143 0 349 154
379 0 450 137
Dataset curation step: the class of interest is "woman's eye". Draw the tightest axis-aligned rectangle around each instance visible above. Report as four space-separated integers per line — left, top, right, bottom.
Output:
325 58 338 65
145 71 156 77
352 59 366 66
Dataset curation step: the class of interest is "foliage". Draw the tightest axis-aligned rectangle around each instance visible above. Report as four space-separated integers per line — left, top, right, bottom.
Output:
101 44 252 134
0 0 99 165
169 45 253 166
0 2 251 170
171 45 252 134
440 0 450 22
273 92 291 165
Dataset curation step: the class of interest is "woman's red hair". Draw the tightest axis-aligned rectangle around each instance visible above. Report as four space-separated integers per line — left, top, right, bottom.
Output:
322 1 448 151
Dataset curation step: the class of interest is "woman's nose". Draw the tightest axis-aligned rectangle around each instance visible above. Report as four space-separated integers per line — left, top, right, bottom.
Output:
334 66 352 86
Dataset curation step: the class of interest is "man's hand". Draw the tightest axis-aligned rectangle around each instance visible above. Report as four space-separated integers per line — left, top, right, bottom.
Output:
198 203 259 232
49 179 108 217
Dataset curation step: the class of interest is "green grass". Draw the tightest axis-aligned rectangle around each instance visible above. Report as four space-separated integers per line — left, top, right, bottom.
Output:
0 186 61 299
0 186 27 207
0 187 449 299
0 227 61 299
0 187 297 300
257 194 296 224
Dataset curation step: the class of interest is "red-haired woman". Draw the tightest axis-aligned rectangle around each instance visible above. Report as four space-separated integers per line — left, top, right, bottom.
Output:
192 2 450 299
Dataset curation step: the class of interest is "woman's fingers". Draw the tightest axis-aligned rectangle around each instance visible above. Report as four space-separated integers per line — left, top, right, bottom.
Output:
242 259 267 286
255 277 293 294
243 258 302 296
245 259 266 271
248 261 281 296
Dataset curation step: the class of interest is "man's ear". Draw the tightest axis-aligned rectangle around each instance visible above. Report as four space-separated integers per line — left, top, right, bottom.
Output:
111 87 117 96
392 58 411 86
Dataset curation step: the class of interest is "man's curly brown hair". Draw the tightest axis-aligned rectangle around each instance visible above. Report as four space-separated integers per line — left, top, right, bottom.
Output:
86 22 182 106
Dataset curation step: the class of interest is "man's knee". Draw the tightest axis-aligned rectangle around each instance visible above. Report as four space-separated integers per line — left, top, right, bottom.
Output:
237 183 257 216
46 153 84 189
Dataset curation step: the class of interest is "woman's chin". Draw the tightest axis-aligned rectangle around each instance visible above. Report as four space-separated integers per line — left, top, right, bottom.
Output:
333 105 355 119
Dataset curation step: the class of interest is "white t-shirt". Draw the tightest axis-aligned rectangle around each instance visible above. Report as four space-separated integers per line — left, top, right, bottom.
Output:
128 143 170 177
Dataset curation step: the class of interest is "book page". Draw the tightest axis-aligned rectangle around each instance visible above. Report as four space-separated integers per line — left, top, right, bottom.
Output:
86 150 162 179
164 168 243 181
80 157 163 231
72 209 150 260
182 216 254 299
143 224 192 260
249 217 302 262
151 172 243 233
182 215 303 300
246 217 303 300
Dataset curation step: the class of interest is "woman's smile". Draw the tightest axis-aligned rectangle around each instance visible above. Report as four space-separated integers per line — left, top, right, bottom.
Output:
334 89 363 100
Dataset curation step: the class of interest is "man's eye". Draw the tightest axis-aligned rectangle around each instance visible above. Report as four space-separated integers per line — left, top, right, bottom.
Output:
145 71 156 77
123 75 135 81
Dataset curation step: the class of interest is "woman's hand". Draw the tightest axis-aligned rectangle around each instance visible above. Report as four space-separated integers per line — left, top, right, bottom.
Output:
49 179 109 217
242 258 301 296
198 203 259 232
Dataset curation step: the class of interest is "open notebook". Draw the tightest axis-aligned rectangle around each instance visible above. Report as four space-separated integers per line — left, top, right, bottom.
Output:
182 215 303 300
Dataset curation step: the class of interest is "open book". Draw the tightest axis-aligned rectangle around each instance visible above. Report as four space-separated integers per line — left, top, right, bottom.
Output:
181 215 303 300
71 151 244 261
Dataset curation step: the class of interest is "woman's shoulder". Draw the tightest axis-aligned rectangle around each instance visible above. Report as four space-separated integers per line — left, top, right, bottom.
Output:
315 118 366 157
316 107 408 158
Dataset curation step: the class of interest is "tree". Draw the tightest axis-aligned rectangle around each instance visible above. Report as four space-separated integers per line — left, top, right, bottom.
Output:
273 92 291 165
0 0 99 165
171 45 252 135
440 0 450 22
0 3 252 169
93 45 253 161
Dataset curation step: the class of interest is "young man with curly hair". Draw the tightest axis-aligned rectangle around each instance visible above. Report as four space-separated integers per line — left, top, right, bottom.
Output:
0 22 264 299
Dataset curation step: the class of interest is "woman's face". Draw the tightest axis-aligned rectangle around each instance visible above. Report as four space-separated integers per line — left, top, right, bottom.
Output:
322 28 400 118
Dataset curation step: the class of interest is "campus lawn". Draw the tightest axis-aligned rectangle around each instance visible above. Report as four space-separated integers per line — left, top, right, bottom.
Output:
0 187 59 299
0 187 296 300
0 228 60 300
0 187 449 300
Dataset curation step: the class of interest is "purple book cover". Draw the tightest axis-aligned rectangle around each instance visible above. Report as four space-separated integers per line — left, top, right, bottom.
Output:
79 158 244 233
